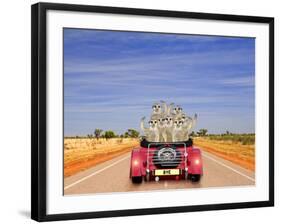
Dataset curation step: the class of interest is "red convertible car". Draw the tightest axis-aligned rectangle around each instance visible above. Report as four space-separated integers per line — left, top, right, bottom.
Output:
130 138 203 183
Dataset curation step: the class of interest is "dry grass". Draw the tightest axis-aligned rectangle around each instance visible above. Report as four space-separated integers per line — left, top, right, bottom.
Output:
194 137 255 171
64 138 139 177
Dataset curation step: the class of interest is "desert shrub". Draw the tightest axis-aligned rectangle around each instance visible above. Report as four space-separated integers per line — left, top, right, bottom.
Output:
94 129 103 139
207 134 255 145
124 129 140 138
197 129 208 136
103 130 117 139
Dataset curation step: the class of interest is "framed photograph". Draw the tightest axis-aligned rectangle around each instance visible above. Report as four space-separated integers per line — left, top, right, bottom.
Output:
31 2 274 222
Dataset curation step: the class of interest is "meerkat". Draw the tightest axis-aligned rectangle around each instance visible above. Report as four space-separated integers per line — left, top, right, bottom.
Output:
159 100 167 114
159 101 174 116
164 115 174 142
168 103 175 115
167 103 175 116
172 119 185 142
181 114 193 129
158 101 166 113
150 102 162 120
140 117 160 142
182 113 198 140
157 117 167 142
172 105 184 119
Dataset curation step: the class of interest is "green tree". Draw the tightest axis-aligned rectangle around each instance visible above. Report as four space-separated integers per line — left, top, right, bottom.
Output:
94 129 103 139
104 130 116 139
87 134 93 139
197 129 208 136
190 131 195 137
124 129 139 138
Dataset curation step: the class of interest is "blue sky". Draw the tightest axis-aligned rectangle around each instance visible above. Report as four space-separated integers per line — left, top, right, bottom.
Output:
64 28 255 136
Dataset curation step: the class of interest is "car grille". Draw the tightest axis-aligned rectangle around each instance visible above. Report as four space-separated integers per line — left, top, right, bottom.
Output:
150 146 182 168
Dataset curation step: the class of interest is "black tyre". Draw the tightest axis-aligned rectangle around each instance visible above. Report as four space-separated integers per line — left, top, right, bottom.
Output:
132 176 143 184
144 173 150 182
184 171 188 180
190 174 201 182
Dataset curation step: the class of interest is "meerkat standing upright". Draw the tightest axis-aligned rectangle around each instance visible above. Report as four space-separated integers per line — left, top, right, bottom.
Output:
164 115 174 142
172 105 185 119
140 117 160 142
181 114 198 140
150 102 163 120
160 100 175 116
157 117 167 142
157 101 171 142
172 119 184 142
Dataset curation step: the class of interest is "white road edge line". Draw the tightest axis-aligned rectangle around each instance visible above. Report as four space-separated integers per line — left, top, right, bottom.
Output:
202 152 255 182
64 155 130 190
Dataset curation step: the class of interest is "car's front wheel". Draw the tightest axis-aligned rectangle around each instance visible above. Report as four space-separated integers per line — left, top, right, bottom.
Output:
132 176 143 184
190 174 201 182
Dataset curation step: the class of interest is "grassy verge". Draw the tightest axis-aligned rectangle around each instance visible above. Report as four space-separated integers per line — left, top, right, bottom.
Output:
64 138 139 177
194 136 255 171
207 134 255 145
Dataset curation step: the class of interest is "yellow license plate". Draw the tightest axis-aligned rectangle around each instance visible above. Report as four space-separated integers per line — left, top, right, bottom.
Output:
155 169 180 176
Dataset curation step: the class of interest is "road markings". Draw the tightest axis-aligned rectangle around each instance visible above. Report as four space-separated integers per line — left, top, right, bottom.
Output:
202 152 255 182
64 155 130 190
65 150 255 191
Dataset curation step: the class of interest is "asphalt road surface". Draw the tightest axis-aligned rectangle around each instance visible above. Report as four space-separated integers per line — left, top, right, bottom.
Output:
64 147 255 195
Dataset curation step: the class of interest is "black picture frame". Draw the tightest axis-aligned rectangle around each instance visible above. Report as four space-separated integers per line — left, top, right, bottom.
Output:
31 2 274 222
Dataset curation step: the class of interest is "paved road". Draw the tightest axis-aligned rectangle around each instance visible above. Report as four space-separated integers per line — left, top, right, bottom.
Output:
64 147 255 195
